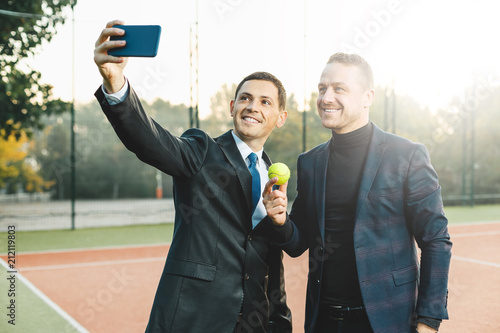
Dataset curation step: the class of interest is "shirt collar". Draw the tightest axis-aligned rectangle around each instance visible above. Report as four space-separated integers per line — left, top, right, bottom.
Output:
231 130 263 162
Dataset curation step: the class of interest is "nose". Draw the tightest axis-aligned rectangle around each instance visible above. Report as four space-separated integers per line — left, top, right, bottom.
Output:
246 99 258 112
321 87 336 104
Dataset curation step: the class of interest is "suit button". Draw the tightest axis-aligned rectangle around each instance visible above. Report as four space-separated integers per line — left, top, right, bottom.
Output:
317 279 320 284
247 235 252 241
244 274 250 280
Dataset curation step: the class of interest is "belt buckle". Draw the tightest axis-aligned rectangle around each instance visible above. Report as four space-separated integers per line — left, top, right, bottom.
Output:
329 305 345 321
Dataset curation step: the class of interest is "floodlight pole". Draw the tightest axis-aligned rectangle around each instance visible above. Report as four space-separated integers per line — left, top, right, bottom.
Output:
195 0 200 128
302 0 307 152
470 104 475 207
189 24 194 128
383 78 396 134
70 1 76 229
189 0 200 129
461 77 477 207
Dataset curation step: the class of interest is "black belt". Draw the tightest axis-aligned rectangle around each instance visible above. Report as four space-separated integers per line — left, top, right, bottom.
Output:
320 304 368 321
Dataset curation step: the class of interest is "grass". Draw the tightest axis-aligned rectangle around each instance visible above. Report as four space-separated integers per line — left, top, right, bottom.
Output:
0 269 77 333
444 204 500 224
0 223 175 253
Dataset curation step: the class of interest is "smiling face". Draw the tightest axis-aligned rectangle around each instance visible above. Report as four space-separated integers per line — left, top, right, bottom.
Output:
230 79 287 151
317 62 374 134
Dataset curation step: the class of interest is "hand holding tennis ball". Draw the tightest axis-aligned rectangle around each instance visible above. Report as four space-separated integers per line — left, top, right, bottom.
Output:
268 162 290 185
263 162 290 226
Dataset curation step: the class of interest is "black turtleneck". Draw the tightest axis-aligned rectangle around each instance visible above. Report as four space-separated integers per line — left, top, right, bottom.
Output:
321 122 373 306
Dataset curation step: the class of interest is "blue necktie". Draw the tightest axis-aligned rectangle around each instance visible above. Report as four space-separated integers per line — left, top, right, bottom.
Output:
248 152 261 214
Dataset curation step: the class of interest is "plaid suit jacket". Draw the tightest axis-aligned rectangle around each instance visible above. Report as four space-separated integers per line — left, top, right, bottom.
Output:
280 123 452 333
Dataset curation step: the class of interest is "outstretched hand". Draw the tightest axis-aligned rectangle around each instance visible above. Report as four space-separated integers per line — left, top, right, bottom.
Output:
262 177 288 226
93 20 128 93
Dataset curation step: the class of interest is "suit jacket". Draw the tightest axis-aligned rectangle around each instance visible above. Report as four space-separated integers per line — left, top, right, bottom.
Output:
95 87 292 333
277 123 452 333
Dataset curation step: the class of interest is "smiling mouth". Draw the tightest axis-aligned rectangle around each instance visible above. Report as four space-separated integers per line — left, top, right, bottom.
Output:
323 108 341 113
243 116 260 123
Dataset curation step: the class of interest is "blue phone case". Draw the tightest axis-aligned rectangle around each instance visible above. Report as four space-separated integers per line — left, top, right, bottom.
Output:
109 25 161 57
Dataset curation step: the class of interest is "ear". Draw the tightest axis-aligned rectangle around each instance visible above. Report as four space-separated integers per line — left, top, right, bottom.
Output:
276 110 288 128
363 89 375 109
229 99 235 117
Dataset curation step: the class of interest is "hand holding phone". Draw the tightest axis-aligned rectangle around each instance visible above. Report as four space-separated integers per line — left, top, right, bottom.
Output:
109 25 162 57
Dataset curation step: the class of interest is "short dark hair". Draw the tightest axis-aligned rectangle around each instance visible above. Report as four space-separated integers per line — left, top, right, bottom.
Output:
327 53 374 90
234 72 287 111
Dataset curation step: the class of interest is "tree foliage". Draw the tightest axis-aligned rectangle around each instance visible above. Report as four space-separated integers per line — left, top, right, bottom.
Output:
202 83 236 137
0 0 75 140
0 130 52 192
31 98 190 199
19 79 500 203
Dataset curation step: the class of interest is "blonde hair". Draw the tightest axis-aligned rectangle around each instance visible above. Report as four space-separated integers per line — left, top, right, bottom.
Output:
327 53 374 90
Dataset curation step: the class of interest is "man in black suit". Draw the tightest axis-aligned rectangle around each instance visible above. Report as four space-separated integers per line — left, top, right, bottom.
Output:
93 20 292 333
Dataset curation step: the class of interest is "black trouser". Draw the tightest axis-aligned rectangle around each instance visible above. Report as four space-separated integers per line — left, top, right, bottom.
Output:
313 304 374 333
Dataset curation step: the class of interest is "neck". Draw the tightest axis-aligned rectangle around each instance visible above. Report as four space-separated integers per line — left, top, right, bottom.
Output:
245 139 265 152
234 134 265 153
332 118 370 135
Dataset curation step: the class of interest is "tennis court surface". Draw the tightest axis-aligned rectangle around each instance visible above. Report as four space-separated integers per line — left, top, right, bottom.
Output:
1 221 499 332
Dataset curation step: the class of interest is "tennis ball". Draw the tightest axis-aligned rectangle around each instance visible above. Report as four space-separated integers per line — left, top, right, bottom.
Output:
268 162 290 185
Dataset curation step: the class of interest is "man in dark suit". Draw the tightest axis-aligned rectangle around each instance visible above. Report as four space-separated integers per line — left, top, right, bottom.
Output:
93 20 292 333
264 53 452 333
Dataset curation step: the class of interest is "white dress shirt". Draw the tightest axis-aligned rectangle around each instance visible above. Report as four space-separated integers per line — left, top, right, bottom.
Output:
102 78 129 104
231 131 268 229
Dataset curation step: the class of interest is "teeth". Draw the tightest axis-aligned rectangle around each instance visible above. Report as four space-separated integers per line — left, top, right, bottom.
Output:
244 117 259 123
324 108 340 113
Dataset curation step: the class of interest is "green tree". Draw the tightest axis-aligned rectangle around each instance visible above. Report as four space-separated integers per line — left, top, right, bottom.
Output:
202 83 235 137
264 93 304 199
0 0 75 140
31 97 191 200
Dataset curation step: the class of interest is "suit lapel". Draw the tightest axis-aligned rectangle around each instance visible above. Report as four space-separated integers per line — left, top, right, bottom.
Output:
216 131 253 214
356 124 386 218
315 139 331 242
262 151 272 168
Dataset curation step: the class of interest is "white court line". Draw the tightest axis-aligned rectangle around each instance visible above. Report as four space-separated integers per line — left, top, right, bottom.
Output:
0 258 89 333
452 255 500 268
449 220 500 227
452 230 500 238
19 256 166 272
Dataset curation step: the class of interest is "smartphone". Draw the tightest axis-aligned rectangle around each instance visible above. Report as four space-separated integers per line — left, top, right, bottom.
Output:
109 25 161 57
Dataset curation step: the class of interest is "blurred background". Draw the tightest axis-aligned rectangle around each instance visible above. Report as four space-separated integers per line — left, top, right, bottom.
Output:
1 0 499 230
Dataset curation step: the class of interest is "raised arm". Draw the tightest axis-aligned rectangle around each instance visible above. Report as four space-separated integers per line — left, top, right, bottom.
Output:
93 20 128 93
93 21 209 179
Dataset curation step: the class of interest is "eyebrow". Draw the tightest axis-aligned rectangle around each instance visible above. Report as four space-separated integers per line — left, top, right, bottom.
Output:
318 81 348 87
239 92 275 102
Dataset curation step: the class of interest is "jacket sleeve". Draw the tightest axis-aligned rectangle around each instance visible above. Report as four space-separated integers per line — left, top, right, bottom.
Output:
95 85 209 179
404 144 452 320
273 154 309 258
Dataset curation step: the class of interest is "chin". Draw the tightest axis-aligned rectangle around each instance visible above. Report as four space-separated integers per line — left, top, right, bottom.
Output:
321 121 337 130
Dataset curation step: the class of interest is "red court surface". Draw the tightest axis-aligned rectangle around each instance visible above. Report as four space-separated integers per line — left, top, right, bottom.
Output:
5 222 500 332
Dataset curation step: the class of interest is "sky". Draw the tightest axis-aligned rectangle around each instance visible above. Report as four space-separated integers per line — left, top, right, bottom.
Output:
25 0 500 118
